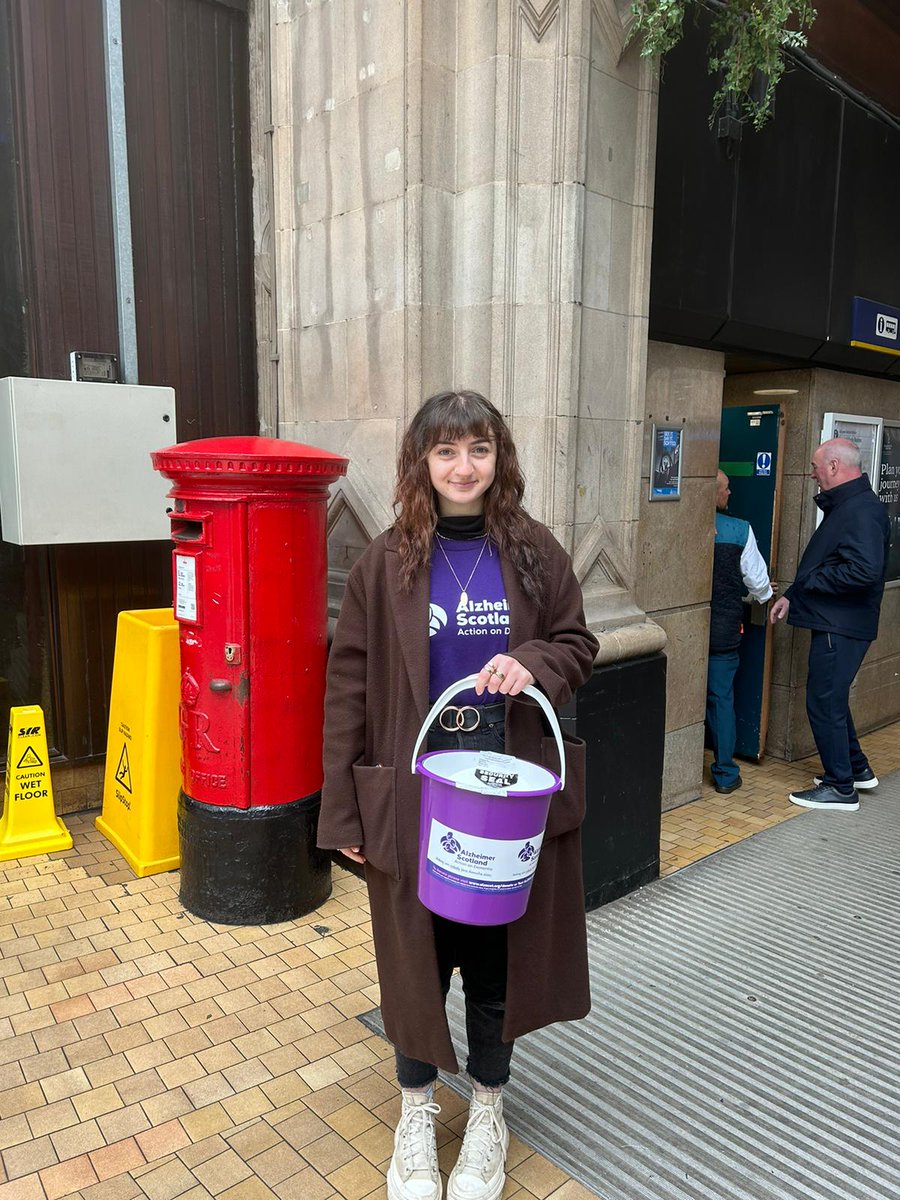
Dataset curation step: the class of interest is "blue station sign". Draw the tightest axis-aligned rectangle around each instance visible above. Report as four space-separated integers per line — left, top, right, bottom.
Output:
850 296 900 357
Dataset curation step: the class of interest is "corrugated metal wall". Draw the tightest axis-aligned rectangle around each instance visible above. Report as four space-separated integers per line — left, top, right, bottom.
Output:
2 0 256 763
123 0 256 439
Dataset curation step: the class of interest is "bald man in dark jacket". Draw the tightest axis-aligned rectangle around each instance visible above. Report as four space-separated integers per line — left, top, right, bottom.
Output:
771 438 890 810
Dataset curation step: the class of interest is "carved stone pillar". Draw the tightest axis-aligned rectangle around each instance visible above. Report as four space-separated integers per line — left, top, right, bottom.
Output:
252 0 664 652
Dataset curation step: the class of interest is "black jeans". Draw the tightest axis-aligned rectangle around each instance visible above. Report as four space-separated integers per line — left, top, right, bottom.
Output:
806 630 871 791
395 704 514 1089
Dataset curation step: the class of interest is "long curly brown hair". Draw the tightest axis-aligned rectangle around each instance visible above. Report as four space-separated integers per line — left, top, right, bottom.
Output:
393 391 546 603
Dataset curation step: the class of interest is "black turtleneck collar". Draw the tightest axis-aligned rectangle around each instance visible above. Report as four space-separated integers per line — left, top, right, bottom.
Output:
435 513 486 540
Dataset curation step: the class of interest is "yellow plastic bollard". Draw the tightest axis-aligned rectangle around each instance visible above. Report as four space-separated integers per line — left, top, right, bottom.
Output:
96 609 181 876
0 705 72 860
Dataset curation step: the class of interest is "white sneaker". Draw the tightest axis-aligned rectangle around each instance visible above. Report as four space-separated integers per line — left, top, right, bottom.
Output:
814 772 878 790
387 1091 442 1200
447 1091 509 1200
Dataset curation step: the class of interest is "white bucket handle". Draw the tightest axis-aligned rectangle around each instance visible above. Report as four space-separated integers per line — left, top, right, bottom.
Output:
410 674 566 789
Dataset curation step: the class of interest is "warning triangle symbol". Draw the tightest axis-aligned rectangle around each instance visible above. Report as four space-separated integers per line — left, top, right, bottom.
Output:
115 744 133 794
16 745 43 769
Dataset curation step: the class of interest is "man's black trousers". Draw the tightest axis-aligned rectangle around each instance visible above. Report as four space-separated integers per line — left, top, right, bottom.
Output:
806 630 871 791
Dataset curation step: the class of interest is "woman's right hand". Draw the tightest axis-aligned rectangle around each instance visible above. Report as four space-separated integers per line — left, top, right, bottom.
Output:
340 846 366 864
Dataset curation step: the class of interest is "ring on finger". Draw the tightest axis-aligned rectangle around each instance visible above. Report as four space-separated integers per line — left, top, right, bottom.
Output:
494 671 506 682
485 663 496 673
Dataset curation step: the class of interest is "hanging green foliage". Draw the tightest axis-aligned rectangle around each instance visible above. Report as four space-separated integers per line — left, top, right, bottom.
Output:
628 1 818 131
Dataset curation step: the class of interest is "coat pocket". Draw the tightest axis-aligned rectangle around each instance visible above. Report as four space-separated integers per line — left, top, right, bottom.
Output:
352 764 401 880
540 733 587 839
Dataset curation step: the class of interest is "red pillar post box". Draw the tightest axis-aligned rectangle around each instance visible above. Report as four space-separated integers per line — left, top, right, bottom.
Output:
151 437 348 923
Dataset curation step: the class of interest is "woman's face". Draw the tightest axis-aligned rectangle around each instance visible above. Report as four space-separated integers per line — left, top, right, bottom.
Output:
426 434 497 516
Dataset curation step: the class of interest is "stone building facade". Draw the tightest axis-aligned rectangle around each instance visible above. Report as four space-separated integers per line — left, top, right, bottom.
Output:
249 0 900 810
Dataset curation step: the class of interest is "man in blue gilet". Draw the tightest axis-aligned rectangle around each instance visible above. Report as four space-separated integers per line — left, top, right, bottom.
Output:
707 471 773 793
770 438 890 811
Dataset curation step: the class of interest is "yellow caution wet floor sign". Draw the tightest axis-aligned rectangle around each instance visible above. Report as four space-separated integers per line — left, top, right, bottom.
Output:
0 705 73 861
96 609 181 877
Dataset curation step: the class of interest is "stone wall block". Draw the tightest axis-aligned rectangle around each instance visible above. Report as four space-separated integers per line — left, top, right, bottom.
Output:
652 606 710 733
277 324 298 425
764 683 796 760
848 680 900 736
454 302 500 397
288 415 400 512
559 183 584 305
607 197 640 316
774 473 806 583
277 227 301 330
511 304 552 416
574 416 601 526
636 477 714 613
297 0 349 115
454 183 507 306
272 124 296 233
457 57 504 190
589 1 641 89
343 0 405 92
586 63 639 204
515 57 560 183
873 588 900 658
346 309 405 419
661 723 705 810
420 62 457 192
420 305 456 400
272 17 295 129
579 307 630 420
297 322 349 420
582 190 612 311
458 0 508 70
597 417 638 526
419 186 455 309
769 615 796 688
318 81 405 218
418 0 457 71
513 184 554 306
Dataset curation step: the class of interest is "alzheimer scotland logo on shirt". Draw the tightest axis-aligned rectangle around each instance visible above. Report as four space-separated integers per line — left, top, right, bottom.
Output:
456 597 510 629
428 604 448 636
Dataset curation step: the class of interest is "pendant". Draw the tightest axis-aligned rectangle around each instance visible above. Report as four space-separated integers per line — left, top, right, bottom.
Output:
459 591 468 608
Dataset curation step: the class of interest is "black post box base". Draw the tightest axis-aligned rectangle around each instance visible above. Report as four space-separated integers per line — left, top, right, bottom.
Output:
178 791 332 925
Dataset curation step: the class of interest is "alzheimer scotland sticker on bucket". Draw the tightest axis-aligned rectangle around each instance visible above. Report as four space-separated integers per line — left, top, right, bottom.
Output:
425 818 545 894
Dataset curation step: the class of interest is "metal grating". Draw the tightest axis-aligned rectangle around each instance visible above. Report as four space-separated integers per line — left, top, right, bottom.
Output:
363 772 900 1199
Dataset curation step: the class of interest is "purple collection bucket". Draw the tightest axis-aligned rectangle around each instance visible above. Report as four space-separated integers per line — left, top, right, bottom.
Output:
410 676 565 926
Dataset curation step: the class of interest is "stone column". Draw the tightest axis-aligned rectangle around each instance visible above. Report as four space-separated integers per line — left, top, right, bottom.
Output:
252 0 665 648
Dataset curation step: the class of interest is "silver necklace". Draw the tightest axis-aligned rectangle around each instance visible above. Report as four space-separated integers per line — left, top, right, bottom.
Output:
436 536 489 608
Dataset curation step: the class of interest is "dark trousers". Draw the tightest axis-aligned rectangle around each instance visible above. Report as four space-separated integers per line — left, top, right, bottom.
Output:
806 631 871 792
394 915 513 1089
706 650 741 788
395 704 514 1089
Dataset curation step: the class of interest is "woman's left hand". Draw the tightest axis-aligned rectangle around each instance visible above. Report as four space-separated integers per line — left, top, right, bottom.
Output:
475 655 535 697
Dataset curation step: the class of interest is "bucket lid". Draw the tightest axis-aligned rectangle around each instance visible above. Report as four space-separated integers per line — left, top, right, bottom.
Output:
416 750 560 798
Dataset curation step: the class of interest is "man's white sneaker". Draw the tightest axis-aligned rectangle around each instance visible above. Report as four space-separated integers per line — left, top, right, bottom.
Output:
814 771 878 790
387 1091 442 1200
447 1091 509 1200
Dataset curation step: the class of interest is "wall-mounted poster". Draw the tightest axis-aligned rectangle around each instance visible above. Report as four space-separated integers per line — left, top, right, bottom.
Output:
878 423 900 584
649 425 684 501
821 412 883 484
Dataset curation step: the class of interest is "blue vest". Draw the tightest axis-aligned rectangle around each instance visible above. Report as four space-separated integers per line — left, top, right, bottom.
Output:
710 513 749 654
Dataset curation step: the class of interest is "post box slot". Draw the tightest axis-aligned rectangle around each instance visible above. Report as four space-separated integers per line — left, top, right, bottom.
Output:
171 519 206 543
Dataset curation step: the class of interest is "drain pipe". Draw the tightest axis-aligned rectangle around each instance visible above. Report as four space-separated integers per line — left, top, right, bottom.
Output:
101 0 138 383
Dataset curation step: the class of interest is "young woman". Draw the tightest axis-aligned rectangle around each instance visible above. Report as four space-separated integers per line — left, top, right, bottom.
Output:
318 391 598 1200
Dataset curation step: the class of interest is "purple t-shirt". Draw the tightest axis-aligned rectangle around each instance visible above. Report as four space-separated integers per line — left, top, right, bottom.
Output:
429 536 509 704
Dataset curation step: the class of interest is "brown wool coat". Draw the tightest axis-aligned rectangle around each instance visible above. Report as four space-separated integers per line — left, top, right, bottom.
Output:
317 521 599 1072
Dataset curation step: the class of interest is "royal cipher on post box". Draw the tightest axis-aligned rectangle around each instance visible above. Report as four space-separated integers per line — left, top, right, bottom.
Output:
151 437 348 924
